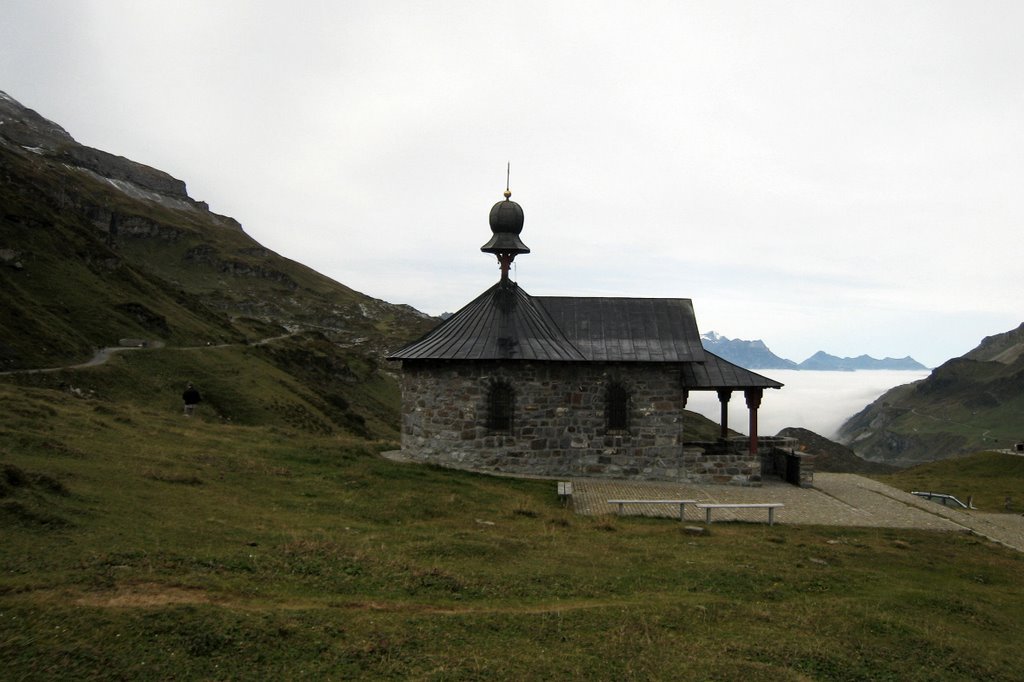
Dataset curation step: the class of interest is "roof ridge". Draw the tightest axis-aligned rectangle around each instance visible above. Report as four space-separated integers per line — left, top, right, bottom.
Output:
388 280 585 361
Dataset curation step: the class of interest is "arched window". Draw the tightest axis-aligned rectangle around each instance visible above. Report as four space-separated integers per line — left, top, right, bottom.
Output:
606 382 630 431
487 381 514 432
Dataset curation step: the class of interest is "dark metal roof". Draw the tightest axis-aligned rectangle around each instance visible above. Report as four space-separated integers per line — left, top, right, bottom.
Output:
389 281 782 390
390 284 709 364
537 297 706 363
389 280 584 361
681 350 784 390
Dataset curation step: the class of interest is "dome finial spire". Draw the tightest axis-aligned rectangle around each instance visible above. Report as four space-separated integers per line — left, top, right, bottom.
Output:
482 164 529 280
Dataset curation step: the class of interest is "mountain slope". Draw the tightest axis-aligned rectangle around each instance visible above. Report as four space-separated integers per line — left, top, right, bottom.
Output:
964 322 1024 364
0 91 434 437
837 323 1024 466
775 427 897 474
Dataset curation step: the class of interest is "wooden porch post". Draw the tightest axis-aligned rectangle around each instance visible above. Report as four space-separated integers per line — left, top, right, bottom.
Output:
716 389 732 440
744 388 763 456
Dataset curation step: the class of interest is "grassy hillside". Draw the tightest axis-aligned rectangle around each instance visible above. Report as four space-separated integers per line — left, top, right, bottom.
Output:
0 141 241 367
838 328 1024 465
2 339 401 440
1 91 436 439
2 381 1023 680
874 450 1024 513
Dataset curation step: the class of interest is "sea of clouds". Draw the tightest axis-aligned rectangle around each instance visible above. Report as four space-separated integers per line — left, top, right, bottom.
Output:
685 369 931 440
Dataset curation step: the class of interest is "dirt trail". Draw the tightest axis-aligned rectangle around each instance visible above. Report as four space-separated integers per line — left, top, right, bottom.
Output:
0 341 166 376
0 333 297 376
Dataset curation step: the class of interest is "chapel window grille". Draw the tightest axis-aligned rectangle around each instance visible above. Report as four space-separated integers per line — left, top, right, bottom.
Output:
487 381 514 432
607 382 631 431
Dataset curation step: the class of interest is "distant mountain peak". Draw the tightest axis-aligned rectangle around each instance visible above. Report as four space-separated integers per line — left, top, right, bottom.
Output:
701 332 927 371
702 330 768 348
797 350 927 371
700 331 798 370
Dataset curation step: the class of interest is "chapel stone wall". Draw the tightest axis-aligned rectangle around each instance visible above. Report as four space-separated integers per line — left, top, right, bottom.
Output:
399 361 761 484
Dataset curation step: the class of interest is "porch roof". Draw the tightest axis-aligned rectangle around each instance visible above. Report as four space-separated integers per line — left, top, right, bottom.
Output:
681 351 783 390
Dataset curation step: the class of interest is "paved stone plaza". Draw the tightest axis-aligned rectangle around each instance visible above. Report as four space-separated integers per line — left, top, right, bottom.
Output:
570 473 1024 553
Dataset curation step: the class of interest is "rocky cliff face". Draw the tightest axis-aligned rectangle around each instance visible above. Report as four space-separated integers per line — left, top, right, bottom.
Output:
964 322 1024 364
1 91 188 199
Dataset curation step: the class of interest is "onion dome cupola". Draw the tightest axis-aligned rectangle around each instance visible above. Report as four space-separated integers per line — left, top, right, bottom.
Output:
481 185 530 280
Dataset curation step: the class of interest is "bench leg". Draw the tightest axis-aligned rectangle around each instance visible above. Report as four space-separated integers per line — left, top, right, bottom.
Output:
768 507 775 525
617 502 625 516
678 502 686 522
705 507 713 524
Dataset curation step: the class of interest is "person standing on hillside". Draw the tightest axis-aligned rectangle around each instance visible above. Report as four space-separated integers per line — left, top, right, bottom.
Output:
182 383 201 416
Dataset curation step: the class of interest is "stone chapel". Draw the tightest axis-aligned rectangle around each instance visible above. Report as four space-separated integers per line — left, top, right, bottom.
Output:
388 188 783 484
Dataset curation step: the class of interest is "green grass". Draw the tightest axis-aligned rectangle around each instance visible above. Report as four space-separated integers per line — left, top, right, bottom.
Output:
882 401 1024 447
875 450 1024 513
3 340 401 440
2 382 1023 680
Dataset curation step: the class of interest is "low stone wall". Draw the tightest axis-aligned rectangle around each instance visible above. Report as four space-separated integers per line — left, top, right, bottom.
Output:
759 439 815 487
399 360 762 484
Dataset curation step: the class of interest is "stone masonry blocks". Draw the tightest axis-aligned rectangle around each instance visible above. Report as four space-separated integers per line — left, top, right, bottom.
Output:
399 361 760 484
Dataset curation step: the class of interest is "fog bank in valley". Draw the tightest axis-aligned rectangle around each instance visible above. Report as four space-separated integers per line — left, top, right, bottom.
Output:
686 370 931 440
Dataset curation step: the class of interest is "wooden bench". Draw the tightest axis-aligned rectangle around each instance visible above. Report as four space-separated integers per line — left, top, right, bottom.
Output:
696 503 783 525
607 499 698 521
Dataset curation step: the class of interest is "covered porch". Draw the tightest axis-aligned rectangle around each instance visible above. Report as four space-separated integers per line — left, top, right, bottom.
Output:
677 351 808 485
681 350 783 453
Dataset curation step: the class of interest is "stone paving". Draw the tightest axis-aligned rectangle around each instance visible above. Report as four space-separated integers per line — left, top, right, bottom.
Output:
570 473 1024 553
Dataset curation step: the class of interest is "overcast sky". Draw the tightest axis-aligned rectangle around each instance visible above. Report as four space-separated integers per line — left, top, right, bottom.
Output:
3 1 1022 368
